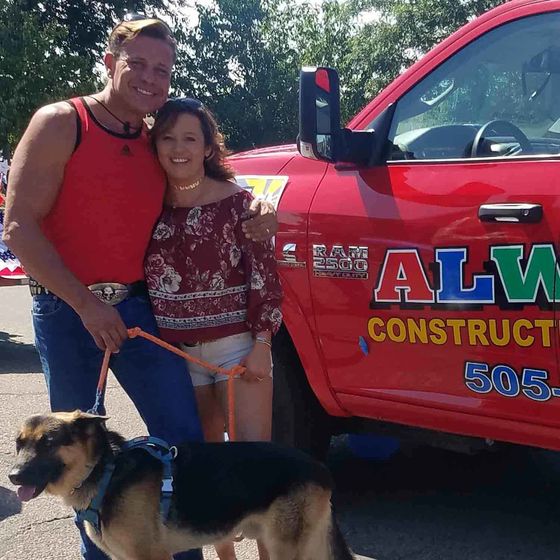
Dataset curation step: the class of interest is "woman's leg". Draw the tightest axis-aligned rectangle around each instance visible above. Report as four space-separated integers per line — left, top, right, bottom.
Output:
256 540 271 560
213 540 238 560
215 377 272 560
215 350 273 560
193 384 226 443
216 376 272 442
202 333 274 560
193 384 237 560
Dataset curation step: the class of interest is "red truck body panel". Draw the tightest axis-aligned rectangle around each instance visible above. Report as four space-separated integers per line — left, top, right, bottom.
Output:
232 0 560 450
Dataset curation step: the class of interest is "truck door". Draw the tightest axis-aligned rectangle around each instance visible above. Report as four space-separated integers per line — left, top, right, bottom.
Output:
309 9 560 436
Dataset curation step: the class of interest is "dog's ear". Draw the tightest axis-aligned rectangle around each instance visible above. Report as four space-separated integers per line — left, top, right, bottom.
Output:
69 411 110 435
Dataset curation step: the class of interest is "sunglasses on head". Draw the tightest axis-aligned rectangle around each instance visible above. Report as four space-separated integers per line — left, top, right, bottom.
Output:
167 97 203 109
156 97 204 117
116 12 172 34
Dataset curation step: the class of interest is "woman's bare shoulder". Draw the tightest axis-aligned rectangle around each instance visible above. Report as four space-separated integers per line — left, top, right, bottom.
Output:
221 180 244 196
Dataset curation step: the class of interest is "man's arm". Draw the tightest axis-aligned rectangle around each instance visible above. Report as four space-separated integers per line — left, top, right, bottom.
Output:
3 103 128 352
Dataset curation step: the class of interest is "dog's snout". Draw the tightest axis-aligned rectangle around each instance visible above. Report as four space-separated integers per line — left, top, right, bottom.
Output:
8 467 23 485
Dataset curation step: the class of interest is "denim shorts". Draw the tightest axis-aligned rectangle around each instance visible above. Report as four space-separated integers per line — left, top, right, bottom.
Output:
180 332 272 386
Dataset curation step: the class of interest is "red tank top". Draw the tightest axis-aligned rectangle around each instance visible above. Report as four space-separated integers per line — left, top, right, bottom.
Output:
42 97 165 285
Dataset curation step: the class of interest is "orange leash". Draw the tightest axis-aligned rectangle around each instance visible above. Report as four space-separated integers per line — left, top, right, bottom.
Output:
89 328 246 441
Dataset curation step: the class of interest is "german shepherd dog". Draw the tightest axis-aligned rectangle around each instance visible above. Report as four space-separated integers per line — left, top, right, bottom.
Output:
9 411 354 560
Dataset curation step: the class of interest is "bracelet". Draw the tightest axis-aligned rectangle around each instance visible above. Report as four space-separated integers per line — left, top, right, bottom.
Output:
255 336 272 348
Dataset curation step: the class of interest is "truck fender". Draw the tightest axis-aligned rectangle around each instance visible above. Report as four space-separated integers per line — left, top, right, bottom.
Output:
279 274 350 418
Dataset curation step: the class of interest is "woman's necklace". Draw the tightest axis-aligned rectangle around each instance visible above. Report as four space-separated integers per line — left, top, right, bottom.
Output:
170 177 204 191
88 96 141 134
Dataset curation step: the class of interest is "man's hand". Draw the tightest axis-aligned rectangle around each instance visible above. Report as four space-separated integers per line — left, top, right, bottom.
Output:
78 296 129 353
242 199 278 242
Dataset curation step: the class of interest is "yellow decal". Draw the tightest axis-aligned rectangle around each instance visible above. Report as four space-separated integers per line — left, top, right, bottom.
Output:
235 175 289 209
367 316 555 349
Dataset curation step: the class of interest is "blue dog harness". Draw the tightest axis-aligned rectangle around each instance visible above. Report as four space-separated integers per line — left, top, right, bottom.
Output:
76 436 176 534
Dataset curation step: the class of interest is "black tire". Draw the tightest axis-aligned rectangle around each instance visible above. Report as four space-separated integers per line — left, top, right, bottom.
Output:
272 325 333 460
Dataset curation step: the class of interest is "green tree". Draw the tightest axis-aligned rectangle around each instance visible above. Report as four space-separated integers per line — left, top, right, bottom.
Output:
173 0 312 150
0 5 92 155
1 0 512 155
171 0 508 150
172 0 360 149
336 0 507 120
0 0 176 156
292 0 360 124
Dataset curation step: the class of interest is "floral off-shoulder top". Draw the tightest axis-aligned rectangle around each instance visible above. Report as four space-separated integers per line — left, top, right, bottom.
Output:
145 189 283 343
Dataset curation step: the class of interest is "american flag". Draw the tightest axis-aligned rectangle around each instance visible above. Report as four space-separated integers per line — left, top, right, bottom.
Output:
0 201 25 279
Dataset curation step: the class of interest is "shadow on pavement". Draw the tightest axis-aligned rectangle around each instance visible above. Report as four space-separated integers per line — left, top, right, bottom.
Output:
0 331 41 374
329 437 560 560
0 485 22 521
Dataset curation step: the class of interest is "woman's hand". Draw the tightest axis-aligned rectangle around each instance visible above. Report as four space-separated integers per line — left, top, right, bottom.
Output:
242 199 278 242
240 340 272 382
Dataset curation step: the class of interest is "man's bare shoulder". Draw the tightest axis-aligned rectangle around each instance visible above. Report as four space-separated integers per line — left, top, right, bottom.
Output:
29 101 76 134
10 100 79 187
18 101 78 160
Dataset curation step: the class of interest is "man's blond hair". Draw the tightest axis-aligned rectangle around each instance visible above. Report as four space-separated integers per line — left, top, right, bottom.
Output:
108 18 176 59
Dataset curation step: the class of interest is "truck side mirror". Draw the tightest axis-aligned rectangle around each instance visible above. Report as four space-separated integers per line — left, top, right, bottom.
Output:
298 67 341 162
298 66 378 166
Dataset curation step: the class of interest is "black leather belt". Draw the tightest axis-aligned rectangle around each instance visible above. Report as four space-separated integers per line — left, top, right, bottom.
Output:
29 278 148 306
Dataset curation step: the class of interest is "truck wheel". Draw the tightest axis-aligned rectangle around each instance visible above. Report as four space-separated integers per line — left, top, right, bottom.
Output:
272 326 333 460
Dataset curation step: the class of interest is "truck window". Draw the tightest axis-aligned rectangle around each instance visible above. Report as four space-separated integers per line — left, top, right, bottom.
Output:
386 11 560 161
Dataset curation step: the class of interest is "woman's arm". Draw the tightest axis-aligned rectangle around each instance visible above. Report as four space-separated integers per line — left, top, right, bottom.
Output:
237 195 283 381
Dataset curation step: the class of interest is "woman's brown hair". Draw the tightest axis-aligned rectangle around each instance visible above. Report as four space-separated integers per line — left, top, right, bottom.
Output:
149 98 235 181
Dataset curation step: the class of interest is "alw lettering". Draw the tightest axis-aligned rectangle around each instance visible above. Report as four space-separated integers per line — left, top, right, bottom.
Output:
436 248 494 304
491 244 560 303
375 249 434 303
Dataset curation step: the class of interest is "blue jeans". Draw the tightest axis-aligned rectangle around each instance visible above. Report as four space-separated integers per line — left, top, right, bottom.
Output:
32 293 203 560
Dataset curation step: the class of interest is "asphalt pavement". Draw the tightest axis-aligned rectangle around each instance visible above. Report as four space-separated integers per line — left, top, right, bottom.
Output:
0 286 261 560
4 285 560 560
0 286 370 560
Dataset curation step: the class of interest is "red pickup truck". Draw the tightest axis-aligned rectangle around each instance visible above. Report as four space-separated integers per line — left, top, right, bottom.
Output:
232 0 560 458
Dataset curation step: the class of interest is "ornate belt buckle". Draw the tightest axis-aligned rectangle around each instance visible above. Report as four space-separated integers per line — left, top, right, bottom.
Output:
88 283 129 306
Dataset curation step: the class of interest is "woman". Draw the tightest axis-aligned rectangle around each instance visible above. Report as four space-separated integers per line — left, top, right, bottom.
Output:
145 98 282 560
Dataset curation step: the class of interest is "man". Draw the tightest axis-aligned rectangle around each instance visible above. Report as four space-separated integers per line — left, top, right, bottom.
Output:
3 15 277 560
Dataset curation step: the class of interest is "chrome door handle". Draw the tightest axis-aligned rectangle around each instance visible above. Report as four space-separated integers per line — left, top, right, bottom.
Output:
478 203 542 223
